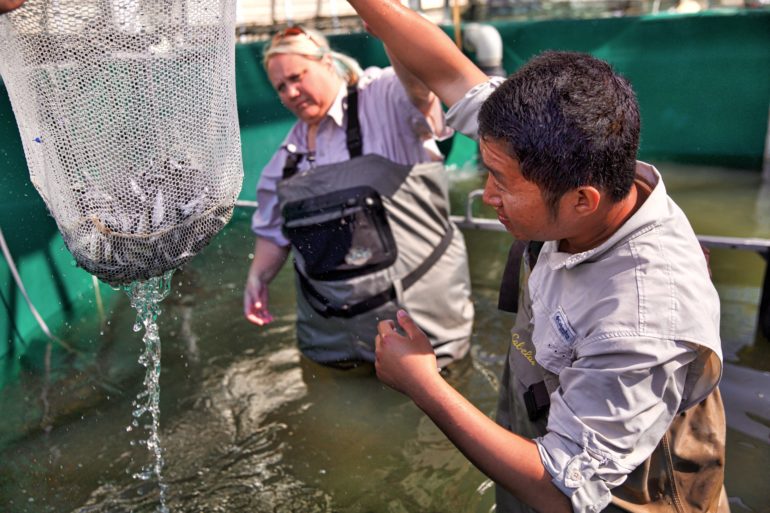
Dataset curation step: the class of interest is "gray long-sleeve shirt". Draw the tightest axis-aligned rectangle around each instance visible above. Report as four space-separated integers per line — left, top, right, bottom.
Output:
447 78 723 512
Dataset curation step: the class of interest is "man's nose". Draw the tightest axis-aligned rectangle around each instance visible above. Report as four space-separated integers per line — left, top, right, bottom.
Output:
481 174 499 207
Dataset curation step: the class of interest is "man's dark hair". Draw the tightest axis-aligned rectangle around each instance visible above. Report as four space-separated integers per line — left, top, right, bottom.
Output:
478 51 640 217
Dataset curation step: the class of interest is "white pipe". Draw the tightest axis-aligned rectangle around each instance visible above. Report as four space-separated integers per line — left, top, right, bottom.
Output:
462 23 503 70
762 102 770 183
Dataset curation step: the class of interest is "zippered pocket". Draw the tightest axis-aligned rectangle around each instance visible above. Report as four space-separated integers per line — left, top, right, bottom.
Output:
282 186 397 281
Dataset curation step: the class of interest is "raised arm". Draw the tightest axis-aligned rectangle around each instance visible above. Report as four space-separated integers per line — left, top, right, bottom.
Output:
349 0 488 107
386 46 435 116
0 0 25 14
376 311 572 513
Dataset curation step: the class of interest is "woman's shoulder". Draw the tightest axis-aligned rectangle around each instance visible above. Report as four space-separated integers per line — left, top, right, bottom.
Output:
357 66 397 90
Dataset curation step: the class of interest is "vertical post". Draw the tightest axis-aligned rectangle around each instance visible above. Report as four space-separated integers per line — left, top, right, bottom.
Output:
452 0 462 49
271 0 276 24
284 0 294 25
762 106 770 183
329 0 340 29
760 251 770 341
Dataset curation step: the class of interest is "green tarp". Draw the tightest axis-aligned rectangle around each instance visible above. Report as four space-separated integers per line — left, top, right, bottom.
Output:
2 9 770 378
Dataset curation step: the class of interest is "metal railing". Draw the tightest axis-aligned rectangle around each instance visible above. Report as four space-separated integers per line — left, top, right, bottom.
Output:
236 190 770 340
450 189 770 340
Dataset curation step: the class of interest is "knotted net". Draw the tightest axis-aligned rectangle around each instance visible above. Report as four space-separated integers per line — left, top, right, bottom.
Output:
0 0 243 285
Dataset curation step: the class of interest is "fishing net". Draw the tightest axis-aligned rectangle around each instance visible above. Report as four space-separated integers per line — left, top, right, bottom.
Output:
0 0 243 285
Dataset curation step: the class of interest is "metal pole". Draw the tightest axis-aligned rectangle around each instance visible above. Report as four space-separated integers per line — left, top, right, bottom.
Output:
284 0 294 25
763 104 770 182
759 251 770 341
452 0 462 49
0 226 76 352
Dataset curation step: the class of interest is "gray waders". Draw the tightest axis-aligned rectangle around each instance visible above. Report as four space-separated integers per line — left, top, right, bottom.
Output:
275 86 473 367
495 241 728 513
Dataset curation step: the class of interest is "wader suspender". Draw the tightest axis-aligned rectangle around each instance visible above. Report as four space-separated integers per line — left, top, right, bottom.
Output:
282 85 361 179
497 240 528 315
499 240 550 421
345 84 363 158
293 83 455 318
497 240 543 314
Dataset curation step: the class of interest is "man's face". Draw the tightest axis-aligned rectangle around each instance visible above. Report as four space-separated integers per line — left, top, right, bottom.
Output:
480 137 564 242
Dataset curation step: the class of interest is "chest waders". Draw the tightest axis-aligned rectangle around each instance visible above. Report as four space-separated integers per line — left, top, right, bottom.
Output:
276 86 473 367
495 241 728 513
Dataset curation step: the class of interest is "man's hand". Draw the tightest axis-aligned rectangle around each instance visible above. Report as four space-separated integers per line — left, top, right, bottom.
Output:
244 272 274 326
375 310 439 395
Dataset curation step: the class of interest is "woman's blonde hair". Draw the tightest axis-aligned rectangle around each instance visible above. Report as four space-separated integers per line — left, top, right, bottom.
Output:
263 26 363 85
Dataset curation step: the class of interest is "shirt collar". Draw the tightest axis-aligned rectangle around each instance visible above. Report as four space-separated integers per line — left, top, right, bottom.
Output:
545 161 665 270
325 82 349 129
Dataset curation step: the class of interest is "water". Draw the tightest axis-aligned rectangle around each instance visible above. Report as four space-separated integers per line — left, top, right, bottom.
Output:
0 162 769 512
122 271 175 513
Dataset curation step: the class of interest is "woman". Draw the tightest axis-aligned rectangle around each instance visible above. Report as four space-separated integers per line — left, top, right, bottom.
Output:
244 26 474 368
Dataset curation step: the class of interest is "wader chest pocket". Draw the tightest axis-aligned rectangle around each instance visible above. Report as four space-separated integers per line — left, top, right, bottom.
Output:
282 186 397 281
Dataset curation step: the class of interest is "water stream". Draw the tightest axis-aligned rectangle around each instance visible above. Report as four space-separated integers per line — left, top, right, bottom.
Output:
122 270 175 513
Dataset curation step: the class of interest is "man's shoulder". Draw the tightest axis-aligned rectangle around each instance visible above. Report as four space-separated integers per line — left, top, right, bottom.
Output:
445 76 506 140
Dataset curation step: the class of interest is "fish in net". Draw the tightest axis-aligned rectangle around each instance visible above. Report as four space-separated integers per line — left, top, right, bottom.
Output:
0 0 243 285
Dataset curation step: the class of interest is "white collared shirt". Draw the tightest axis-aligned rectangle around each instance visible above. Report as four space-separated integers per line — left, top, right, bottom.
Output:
252 66 451 246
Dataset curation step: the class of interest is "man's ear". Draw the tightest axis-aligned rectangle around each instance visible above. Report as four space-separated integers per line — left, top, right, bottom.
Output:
571 186 601 216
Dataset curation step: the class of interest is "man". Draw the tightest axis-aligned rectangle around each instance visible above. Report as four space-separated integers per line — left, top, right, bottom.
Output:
349 1 728 511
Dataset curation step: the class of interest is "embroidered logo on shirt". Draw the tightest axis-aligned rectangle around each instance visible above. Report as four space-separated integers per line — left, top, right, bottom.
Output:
551 308 577 345
511 332 536 366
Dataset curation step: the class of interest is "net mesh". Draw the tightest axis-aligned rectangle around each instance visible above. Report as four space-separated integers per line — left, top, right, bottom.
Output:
0 0 243 285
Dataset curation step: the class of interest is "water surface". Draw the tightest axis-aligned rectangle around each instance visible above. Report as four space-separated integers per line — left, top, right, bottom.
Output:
0 162 768 512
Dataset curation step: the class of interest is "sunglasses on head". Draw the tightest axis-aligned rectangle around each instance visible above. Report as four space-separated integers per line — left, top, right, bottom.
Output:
271 25 320 47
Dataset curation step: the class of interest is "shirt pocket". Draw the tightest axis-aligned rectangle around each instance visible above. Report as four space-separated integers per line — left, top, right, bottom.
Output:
531 301 577 375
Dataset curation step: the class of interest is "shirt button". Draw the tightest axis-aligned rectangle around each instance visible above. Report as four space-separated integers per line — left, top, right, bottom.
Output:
569 469 581 481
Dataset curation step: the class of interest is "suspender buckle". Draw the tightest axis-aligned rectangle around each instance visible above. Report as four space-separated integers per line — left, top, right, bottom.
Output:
523 381 550 422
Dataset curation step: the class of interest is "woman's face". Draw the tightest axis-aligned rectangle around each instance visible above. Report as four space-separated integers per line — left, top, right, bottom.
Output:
266 53 342 126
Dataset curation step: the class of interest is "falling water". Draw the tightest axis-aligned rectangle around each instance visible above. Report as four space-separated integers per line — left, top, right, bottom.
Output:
122 269 175 513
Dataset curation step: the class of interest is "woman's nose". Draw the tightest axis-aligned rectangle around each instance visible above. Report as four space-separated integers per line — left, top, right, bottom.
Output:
285 83 301 98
